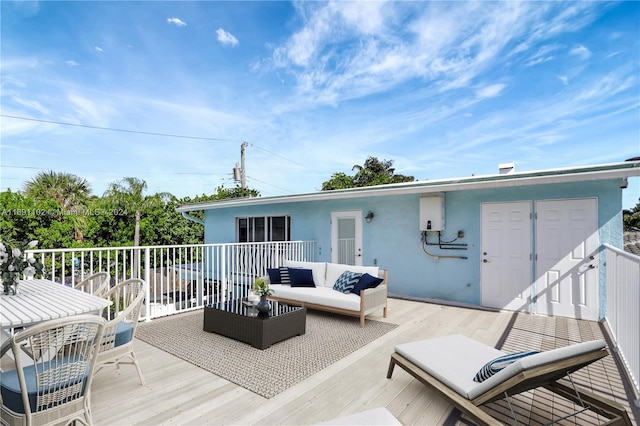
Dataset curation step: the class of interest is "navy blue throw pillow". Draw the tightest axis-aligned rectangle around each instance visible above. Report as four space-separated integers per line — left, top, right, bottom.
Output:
288 268 315 287
351 273 384 295
267 268 281 284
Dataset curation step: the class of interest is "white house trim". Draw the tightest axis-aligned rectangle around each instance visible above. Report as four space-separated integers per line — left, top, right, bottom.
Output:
177 161 639 212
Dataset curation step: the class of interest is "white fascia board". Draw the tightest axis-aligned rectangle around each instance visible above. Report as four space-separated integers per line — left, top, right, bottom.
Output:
176 161 640 213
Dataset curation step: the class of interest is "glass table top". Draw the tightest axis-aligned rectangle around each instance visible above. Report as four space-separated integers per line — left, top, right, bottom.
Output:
207 298 303 318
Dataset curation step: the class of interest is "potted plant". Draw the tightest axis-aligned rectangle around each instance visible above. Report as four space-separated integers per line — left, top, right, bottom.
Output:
0 239 44 295
252 277 273 314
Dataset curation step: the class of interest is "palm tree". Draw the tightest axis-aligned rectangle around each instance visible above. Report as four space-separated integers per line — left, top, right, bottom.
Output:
24 171 92 242
24 171 91 211
103 177 170 247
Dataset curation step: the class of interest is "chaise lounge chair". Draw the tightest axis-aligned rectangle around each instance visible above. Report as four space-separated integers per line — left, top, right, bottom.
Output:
387 335 632 425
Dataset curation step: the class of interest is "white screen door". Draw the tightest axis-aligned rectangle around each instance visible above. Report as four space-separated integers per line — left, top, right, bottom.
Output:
331 211 363 266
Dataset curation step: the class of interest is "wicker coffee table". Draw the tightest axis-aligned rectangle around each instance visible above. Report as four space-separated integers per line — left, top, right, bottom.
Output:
203 299 306 349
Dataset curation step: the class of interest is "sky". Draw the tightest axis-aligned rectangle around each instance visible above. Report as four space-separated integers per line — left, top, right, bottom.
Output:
1 1 639 208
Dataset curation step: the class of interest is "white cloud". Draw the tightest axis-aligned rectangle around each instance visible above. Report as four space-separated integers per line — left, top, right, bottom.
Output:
94 46 103 53
66 60 79 66
216 28 239 47
167 17 186 27
476 84 506 99
570 44 591 59
524 44 561 67
265 1 608 108
558 75 569 85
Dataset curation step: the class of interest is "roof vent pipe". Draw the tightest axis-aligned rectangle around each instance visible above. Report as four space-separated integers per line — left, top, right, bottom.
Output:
499 162 515 174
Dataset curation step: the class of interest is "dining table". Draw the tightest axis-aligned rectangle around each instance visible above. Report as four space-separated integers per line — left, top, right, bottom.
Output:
0 279 111 330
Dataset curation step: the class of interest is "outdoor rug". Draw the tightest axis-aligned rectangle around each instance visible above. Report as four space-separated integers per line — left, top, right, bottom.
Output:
136 310 398 398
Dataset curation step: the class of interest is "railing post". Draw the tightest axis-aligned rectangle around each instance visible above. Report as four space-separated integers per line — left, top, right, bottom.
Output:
144 247 151 322
221 245 227 304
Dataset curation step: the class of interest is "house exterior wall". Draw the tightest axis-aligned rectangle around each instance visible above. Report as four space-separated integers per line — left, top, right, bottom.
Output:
203 179 623 317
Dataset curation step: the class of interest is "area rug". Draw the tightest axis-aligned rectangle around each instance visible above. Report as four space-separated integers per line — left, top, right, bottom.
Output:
136 310 398 398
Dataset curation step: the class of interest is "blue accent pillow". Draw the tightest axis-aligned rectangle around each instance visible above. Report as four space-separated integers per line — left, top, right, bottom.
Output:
278 266 290 285
267 268 281 284
288 268 315 287
351 273 384 295
473 351 540 382
333 271 362 293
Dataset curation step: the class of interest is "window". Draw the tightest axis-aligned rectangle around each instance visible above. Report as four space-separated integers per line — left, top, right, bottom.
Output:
237 215 291 242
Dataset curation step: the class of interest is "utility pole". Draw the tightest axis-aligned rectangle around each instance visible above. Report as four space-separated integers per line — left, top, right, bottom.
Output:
240 141 248 188
234 142 249 188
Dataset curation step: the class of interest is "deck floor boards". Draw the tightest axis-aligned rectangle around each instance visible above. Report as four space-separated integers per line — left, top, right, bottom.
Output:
89 298 638 425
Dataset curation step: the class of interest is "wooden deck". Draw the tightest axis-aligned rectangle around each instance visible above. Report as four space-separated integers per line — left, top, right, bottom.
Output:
90 298 638 425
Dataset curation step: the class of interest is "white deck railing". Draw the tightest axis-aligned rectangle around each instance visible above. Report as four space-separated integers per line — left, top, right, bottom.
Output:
604 243 640 407
26 241 315 321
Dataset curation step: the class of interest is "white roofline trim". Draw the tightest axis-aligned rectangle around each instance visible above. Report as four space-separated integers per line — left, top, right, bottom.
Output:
176 161 640 212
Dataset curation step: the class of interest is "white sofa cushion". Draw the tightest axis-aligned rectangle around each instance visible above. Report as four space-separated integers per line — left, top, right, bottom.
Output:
270 284 361 311
285 260 327 287
395 335 503 399
325 262 379 290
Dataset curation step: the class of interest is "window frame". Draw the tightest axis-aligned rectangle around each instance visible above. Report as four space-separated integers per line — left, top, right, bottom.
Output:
236 215 291 242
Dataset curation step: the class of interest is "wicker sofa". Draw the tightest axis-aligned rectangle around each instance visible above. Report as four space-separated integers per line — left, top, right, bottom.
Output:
265 259 388 327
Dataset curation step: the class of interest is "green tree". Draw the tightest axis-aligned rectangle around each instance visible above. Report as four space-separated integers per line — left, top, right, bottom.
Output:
322 157 415 190
103 177 170 247
23 171 92 242
212 185 259 200
623 198 640 230
24 170 91 210
0 190 63 247
321 172 354 190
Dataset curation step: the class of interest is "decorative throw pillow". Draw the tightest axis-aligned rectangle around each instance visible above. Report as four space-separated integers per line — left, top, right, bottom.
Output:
333 271 362 293
278 266 290 285
473 351 540 382
267 268 281 284
351 273 384 295
288 268 315 287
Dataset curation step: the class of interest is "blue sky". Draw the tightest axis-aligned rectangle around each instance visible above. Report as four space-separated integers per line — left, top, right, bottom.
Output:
1 1 639 208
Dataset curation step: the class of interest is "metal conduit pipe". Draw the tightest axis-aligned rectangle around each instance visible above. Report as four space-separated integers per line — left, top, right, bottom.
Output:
181 211 204 225
422 240 467 260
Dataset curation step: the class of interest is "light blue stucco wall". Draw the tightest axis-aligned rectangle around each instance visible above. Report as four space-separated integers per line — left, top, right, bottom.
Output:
203 179 623 317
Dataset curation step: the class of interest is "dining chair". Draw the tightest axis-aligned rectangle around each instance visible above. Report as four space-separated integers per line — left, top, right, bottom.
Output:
94 278 146 385
0 315 106 426
73 272 111 298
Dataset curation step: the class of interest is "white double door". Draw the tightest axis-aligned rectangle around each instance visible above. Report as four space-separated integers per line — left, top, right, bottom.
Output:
481 199 599 320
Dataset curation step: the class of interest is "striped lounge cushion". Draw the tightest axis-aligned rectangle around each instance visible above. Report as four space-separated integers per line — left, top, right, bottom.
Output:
473 350 540 382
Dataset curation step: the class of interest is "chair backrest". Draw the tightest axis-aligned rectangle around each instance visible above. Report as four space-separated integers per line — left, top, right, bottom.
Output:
74 272 110 298
100 278 146 352
0 315 106 424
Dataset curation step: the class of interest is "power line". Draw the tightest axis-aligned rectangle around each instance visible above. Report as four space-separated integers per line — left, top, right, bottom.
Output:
248 143 324 174
2 114 327 193
2 114 325 174
0 114 243 142
246 175 296 194
0 165 229 176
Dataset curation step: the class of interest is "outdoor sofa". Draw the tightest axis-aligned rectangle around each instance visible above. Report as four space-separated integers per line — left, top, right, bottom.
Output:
265 259 388 327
